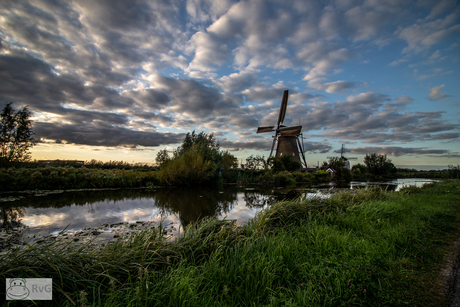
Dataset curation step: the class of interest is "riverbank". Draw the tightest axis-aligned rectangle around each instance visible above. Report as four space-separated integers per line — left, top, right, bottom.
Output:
0 180 459 306
2 164 456 192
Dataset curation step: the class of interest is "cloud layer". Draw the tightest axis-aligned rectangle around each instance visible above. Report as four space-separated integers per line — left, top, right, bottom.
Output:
0 0 459 162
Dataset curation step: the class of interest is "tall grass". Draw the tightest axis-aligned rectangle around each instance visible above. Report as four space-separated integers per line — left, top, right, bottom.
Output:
1 180 459 306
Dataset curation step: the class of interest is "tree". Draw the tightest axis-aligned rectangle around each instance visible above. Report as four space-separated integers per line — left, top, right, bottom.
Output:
156 148 170 166
245 155 266 171
221 151 238 170
1 102 36 166
280 155 301 172
175 131 221 164
364 153 396 175
352 163 367 174
266 156 300 172
156 131 238 186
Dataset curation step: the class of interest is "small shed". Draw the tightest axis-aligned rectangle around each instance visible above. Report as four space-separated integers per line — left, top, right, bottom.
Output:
326 168 336 178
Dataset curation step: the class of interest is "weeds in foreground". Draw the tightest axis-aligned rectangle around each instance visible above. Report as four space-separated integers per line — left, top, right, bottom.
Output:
0 180 459 306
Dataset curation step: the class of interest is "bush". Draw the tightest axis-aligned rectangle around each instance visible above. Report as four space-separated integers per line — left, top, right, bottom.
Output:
0 167 158 191
313 170 330 182
273 171 296 186
156 147 214 186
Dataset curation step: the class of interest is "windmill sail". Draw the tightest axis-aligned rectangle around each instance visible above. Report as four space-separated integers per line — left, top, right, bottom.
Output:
257 126 275 133
277 90 289 127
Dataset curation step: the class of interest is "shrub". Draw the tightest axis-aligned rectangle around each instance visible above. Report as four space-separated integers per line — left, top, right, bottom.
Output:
313 170 330 182
272 171 296 186
156 147 214 186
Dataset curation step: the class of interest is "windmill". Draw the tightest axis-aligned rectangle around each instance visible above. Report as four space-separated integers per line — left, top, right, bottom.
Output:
256 90 307 168
327 144 357 170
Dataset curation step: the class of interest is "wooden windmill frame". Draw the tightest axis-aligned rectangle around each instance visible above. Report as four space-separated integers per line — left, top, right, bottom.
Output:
256 90 307 168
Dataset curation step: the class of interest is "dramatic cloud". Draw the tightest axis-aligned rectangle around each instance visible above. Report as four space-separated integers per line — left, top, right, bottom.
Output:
396 10 460 53
186 31 230 75
0 0 458 165
35 122 184 147
348 146 451 157
215 71 259 93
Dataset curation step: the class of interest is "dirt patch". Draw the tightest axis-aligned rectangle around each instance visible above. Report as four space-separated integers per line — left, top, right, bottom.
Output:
442 233 460 306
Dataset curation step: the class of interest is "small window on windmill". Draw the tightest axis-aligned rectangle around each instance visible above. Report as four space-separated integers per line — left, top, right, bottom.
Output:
292 153 295 156
280 153 283 156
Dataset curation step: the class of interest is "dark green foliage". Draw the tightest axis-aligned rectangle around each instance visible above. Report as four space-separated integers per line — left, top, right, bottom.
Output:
0 102 36 166
175 131 221 164
156 131 238 186
447 165 460 179
155 147 213 186
0 167 158 191
245 155 266 171
280 155 301 171
155 149 171 166
221 151 238 170
272 171 296 186
352 163 368 174
364 153 396 175
84 159 155 170
313 170 330 182
267 156 301 173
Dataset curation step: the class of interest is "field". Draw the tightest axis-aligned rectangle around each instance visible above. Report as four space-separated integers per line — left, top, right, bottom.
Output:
0 180 459 306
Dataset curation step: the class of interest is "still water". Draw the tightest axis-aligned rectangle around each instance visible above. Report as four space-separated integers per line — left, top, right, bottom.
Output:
0 179 435 240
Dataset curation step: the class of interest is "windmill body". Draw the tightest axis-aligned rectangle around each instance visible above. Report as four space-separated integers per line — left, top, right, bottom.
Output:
256 90 307 168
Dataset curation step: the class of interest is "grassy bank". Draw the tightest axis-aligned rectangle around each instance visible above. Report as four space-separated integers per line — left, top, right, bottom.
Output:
1 180 459 306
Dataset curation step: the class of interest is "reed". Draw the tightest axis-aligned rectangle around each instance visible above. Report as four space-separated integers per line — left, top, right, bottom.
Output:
1 180 459 306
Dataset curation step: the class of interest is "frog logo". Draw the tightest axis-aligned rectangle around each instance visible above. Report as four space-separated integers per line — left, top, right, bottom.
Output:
6 278 30 300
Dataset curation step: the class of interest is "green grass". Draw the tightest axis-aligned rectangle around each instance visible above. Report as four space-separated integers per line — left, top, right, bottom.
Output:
1 180 459 306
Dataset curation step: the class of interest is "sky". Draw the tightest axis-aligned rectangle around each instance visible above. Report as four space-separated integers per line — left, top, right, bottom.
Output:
1 0 459 169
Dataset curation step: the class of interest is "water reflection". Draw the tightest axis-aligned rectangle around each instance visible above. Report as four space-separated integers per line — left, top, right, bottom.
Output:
0 207 27 232
153 187 236 227
0 179 436 239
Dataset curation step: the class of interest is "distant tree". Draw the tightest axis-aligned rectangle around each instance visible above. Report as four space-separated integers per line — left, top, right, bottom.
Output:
221 151 238 170
364 153 396 175
245 155 266 171
156 148 170 166
447 165 459 179
0 102 36 166
267 157 283 172
320 161 329 170
352 163 368 174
